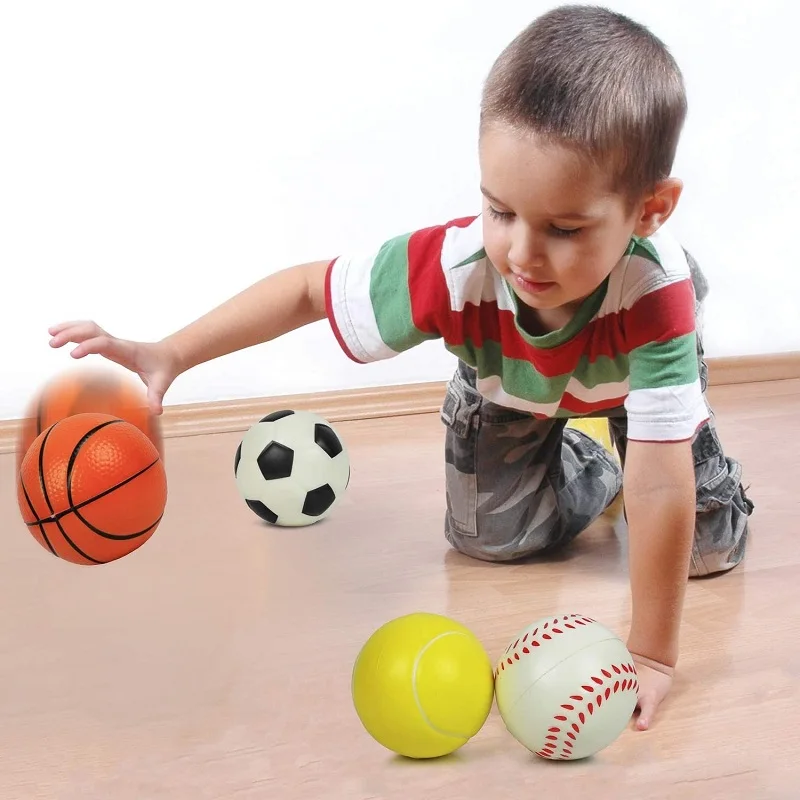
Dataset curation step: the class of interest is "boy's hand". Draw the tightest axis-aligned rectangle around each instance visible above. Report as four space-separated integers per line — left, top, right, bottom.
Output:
630 652 674 731
48 320 180 416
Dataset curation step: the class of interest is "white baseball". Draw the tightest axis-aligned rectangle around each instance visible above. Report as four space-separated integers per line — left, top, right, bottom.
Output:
494 614 639 760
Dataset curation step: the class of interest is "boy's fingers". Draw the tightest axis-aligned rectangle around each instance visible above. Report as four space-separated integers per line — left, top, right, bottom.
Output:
48 320 87 336
634 694 656 730
69 335 129 363
49 321 107 347
146 382 167 416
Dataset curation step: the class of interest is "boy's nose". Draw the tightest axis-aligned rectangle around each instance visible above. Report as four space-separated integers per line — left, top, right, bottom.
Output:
508 232 546 273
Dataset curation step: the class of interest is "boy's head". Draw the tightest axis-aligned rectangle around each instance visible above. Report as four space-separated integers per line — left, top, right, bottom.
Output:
477 5 688 318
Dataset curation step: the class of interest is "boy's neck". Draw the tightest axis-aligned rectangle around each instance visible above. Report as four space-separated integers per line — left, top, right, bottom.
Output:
518 299 584 337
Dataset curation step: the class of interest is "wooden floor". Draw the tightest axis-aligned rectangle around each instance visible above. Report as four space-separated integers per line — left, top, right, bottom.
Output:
1 379 799 799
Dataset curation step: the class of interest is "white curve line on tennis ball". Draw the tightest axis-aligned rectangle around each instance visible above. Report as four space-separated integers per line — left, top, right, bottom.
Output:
411 631 474 740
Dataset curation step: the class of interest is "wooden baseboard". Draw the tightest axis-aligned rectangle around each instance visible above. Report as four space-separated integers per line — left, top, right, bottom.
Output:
2 351 798 455
157 380 448 439
706 350 800 386
0 380 448 456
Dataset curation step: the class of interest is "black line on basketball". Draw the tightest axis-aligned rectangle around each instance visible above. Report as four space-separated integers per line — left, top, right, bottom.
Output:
64 416 124 515
65 418 123 481
73 509 164 541
46 517 104 564
18 473 57 556
67 456 160 513
36 423 58 519
25 457 162 525
27 466 103 564
32 416 119 524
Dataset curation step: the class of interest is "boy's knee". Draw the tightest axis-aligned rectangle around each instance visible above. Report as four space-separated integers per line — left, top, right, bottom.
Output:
443 462 596 563
690 482 753 577
444 500 564 563
689 423 755 578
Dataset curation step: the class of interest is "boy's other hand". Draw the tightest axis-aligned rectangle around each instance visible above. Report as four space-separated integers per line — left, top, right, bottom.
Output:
48 320 180 416
630 652 674 731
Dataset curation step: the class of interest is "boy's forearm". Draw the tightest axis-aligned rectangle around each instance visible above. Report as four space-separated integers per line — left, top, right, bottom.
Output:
162 260 330 374
623 439 696 668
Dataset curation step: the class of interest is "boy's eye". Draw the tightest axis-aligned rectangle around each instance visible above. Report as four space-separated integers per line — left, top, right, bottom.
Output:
551 225 582 237
486 207 582 238
487 205 514 221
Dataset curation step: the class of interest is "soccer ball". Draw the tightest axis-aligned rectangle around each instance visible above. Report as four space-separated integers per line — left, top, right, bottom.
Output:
233 409 351 527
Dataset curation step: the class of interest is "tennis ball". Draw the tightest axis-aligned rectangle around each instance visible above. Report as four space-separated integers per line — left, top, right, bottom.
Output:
567 417 616 455
351 612 494 759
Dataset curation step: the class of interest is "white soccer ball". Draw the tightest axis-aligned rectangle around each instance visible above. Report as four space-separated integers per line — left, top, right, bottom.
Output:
233 409 351 527
494 614 639 761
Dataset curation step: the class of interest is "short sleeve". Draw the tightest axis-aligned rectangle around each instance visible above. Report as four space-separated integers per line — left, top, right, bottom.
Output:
324 217 477 363
623 275 709 442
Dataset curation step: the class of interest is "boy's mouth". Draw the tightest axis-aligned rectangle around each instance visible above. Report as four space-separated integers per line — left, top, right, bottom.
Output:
512 273 556 294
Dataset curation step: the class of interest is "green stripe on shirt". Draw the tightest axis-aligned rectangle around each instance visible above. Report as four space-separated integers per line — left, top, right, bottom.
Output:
446 339 630 403
368 232 437 353
628 332 699 390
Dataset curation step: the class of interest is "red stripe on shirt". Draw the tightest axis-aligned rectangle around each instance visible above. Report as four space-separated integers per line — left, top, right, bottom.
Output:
406 217 476 337
557 392 628 414
622 277 697 349
442 279 696 377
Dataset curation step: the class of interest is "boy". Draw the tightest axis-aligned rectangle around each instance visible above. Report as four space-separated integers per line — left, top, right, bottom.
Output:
48 5 754 730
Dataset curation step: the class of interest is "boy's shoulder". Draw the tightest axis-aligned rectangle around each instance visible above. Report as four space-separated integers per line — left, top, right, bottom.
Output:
409 213 506 311
600 224 694 317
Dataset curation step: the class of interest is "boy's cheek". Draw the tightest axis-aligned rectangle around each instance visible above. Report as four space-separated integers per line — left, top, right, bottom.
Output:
482 235 507 273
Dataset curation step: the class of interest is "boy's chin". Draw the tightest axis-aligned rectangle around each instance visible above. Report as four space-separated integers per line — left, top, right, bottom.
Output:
512 287 562 309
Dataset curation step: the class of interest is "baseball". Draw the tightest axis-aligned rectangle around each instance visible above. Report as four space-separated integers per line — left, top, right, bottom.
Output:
494 613 639 760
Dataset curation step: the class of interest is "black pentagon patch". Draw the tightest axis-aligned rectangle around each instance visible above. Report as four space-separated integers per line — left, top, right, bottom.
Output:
302 484 336 516
257 441 294 480
234 442 242 474
314 423 343 458
246 499 278 524
260 409 295 423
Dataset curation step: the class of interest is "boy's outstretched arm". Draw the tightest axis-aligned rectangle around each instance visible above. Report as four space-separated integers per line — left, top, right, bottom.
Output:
49 259 331 414
164 260 330 374
622 436 696 730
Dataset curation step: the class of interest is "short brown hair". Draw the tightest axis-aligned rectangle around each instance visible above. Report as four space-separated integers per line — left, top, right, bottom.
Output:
481 5 687 206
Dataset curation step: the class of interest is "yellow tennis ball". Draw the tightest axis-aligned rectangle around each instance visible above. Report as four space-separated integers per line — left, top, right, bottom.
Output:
567 417 616 455
351 612 494 759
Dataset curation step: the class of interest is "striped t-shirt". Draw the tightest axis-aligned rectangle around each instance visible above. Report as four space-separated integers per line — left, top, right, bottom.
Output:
324 214 709 442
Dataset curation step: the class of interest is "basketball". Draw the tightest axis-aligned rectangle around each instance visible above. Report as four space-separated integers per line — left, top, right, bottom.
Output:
16 367 163 472
16 412 168 565
351 612 495 759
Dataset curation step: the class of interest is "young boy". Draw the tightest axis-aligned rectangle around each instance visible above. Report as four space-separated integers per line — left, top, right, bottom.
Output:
48 5 753 730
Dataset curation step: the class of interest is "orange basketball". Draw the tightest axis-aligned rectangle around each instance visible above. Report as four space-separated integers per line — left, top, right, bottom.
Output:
17 412 168 565
16 367 163 473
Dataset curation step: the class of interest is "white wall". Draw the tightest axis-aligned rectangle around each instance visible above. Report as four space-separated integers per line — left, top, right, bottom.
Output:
2 0 798 420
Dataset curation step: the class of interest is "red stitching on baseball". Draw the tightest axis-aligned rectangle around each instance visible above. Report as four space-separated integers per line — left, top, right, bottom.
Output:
499 615 595 664
494 615 599 679
533 663 639 759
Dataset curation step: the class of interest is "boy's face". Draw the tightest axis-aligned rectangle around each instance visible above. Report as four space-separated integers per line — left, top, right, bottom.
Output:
478 123 678 319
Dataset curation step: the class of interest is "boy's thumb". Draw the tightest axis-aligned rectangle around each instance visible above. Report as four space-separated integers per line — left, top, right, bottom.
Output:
147 386 165 417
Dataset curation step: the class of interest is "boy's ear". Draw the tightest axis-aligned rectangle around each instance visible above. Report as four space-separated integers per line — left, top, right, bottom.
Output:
632 178 683 237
